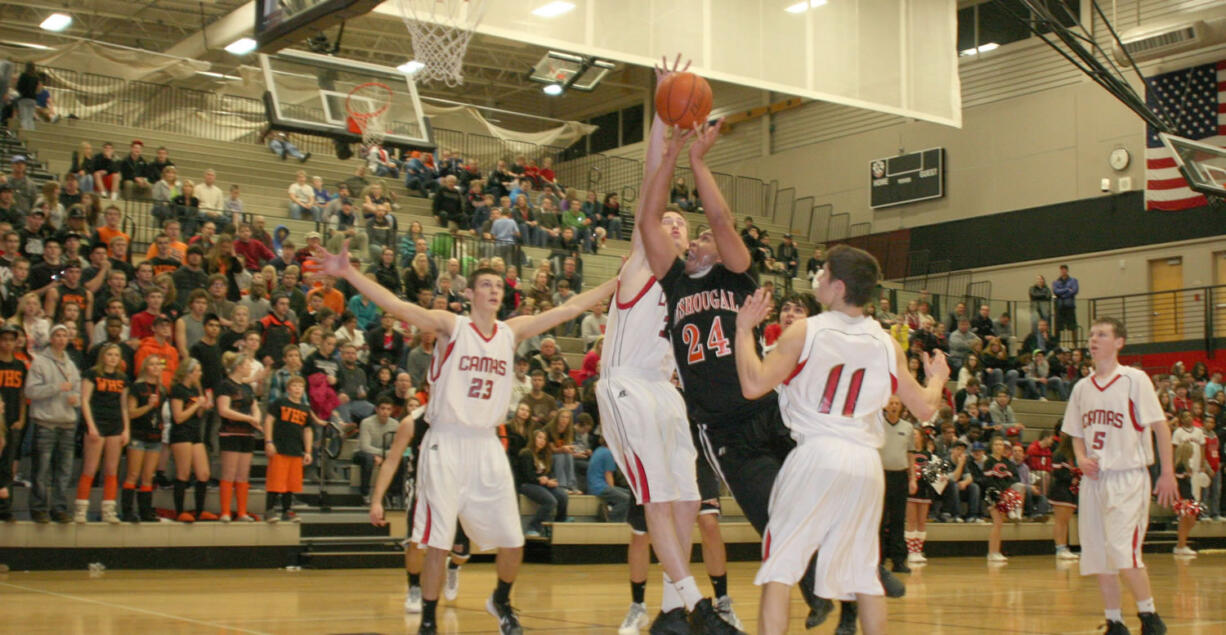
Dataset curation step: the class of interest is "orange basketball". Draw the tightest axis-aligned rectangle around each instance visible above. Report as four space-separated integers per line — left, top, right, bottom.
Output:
655 72 713 129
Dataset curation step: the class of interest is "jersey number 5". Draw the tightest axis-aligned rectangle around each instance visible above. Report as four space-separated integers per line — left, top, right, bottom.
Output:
818 364 866 417
681 316 732 364
467 378 494 400
1091 430 1106 451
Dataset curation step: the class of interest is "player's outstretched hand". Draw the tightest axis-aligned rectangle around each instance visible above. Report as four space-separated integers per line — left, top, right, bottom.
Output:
1080 456 1100 480
654 53 691 83
369 500 387 527
664 125 695 158
922 349 950 383
312 239 352 278
737 288 772 332
1154 472 1178 509
689 118 725 162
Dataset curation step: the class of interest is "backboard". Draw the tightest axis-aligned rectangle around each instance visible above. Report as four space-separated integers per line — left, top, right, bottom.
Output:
1159 132 1226 197
529 51 615 91
260 49 435 153
255 0 382 53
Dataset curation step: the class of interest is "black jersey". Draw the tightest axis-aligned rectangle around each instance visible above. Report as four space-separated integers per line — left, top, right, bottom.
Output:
84 369 127 425
659 259 775 425
982 457 1018 493
270 398 311 457
170 382 205 429
0 358 27 426
129 380 165 443
189 340 223 391
217 378 257 437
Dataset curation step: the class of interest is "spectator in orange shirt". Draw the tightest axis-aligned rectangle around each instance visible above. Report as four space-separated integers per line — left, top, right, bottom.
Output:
306 275 345 315
144 219 187 262
135 315 179 388
296 232 324 285
93 206 130 261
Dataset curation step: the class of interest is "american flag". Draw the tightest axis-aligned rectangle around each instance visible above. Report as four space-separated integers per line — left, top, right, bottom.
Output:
1144 60 1226 211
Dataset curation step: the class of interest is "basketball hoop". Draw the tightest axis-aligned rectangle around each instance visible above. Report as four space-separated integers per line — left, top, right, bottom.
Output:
393 0 488 87
345 82 392 146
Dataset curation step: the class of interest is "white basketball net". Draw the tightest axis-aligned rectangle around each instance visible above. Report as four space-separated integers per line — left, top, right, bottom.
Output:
394 0 488 87
346 84 390 146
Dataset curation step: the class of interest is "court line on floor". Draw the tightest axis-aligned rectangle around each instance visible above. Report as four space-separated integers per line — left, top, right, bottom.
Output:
0 581 273 635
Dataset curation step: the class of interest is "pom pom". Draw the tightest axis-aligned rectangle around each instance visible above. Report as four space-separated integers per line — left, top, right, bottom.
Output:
921 457 952 484
995 488 1023 513
1174 499 1205 520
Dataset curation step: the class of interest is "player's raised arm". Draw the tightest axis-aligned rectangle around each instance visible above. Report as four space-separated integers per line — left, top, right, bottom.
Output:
734 288 806 398
369 416 416 527
639 127 691 280
508 276 617 342
688 119 751 274
892 340 949 422
314 239 455 335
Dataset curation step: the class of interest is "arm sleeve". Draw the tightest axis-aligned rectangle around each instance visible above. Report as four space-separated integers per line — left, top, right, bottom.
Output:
1130 371 1165 428
1062 385 1085 438
358 419 379 455
24 361 59 400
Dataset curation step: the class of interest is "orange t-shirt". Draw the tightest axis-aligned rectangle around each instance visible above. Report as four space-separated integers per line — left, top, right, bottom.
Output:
145 241 187 262
96 227 131 261
307 287 345 315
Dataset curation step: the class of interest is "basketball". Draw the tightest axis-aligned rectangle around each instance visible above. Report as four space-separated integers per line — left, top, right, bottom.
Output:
655 71 713 129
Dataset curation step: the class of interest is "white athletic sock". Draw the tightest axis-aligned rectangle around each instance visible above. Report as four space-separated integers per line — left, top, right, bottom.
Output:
661 573 683 612
1105 608 1123 622
1137 598 1156 614
672 575 703 612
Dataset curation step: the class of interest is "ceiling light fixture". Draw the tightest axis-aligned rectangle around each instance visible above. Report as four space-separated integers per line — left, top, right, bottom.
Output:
542 82 564 96
224 37 258 56
785 0 826 13
959 42 1000 57
40 13 73 32
397 60 425 74
532 2 576 18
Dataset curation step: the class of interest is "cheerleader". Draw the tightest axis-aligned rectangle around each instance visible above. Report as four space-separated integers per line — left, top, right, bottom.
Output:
76 343 129 524
1173 442 1203 557
169 359 216 522
905 428 936 564
122 355 166 522
983 437 1020 563
216 352 261 522
1049 433 1081 560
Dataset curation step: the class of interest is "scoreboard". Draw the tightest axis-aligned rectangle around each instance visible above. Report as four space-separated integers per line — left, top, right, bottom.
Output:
869 148 945 209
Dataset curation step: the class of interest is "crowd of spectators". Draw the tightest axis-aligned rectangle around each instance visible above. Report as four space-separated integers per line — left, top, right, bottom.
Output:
0 125 636 527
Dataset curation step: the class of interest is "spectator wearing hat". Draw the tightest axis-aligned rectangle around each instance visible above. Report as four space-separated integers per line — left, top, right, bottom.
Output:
328 198 369 257
27 237 65 293
8 156 38 213
296 232 325 283
777 233 799 279
19 208 53 264
26 323 82 523
119 141 152 200
55 206 91 249
135 315 179 388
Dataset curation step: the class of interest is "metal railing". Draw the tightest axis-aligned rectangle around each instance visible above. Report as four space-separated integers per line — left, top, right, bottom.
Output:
38 65 775 242
1090 284 1226 353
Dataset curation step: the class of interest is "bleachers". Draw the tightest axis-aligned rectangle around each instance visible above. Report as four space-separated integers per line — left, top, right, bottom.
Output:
19 119 812 295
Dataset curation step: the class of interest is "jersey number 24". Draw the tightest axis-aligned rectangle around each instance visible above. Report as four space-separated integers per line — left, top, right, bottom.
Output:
681 316 731 364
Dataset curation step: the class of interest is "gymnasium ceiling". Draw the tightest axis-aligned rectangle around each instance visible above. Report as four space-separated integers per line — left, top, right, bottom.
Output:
0 0 652 125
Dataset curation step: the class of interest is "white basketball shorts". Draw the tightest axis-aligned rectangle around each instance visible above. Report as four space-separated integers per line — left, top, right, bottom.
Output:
410 426 524 552
1078 467 1150 576
755 435 885 601
597 372 699 505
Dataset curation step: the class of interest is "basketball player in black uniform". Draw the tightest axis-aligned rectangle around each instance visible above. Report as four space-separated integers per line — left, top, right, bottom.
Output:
642 123 900 628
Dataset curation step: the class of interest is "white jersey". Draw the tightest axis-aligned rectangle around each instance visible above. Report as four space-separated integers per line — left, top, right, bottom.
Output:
426 315 516 431
1062 366 1163 471
778 312 898 448
601 273 674 382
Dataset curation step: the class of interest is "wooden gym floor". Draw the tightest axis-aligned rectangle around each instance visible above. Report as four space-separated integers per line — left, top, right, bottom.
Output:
1 555 1225 634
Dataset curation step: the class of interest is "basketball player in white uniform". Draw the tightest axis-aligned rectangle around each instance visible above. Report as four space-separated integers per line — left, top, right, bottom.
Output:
598 57 741 634
1063 317 1176 635
315 241 615 635
732 245 949 635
